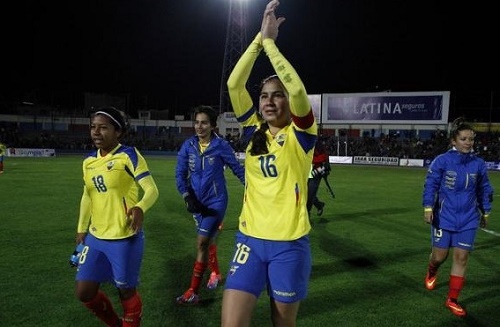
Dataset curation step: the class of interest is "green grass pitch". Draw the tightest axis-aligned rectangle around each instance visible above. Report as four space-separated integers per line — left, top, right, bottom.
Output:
1 156 499 326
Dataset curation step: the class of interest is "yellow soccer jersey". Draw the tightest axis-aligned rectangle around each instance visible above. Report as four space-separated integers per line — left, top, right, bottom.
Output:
228 33 318 240
239 121 315 240
79 144 154 239
0 143 6 156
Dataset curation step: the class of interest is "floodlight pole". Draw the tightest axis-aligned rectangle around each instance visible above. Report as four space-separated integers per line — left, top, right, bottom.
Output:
219 0 248 114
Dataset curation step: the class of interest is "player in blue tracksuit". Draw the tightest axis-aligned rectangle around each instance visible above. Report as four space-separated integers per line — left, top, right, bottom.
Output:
422 119 493 317
175 105 245 304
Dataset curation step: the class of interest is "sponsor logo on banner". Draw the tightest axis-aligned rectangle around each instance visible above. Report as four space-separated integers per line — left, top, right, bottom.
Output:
7 148 56 157
353 156 399 166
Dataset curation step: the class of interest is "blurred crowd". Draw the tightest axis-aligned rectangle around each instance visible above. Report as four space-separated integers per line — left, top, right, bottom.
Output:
225 129 500 162
1 122 500 161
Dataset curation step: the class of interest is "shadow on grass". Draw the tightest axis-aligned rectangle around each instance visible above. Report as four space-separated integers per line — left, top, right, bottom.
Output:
302 205 500 326
314 206 419 223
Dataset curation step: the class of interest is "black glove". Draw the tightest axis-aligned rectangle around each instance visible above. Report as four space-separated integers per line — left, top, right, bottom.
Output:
184 194 204 213
480 213 489 228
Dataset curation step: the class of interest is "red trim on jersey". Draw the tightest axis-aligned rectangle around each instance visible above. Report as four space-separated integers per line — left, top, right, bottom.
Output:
291 109 315 130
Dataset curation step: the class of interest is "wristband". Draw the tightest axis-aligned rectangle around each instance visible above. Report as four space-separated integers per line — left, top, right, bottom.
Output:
424 207 433 212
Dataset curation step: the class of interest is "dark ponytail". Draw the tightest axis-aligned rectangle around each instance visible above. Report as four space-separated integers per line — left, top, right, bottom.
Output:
248 74 283 156
249 123 270 156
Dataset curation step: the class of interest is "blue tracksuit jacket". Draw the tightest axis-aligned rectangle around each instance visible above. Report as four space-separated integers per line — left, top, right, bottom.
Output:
175 133 245 211
422 149 493 232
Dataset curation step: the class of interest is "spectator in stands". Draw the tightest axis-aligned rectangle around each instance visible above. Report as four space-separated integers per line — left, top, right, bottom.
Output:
422 118 493 318
174 105 245 305
73 107 159 327
222 1 317 326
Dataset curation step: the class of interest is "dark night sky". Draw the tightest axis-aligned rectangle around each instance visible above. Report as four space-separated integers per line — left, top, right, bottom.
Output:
2 0 500 120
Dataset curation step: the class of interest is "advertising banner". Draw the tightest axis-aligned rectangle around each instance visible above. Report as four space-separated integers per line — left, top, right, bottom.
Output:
399 158 425 167
329 156 352 164
353 156 399 166
323 91 449 124
308 94 322 123
485 161 500 171
7 148 56 157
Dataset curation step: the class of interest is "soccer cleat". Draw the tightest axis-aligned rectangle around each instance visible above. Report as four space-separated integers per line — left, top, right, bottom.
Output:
316 202 325 216
207 272 223 290
425 272 437 290
445 298 466 317
176 288 200 305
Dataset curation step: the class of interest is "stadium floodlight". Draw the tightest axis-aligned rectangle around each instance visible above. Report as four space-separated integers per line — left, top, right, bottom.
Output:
219 0 249 113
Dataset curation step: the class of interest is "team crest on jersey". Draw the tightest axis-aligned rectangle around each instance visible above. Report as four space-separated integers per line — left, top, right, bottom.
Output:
188 154 196 171
276 134 286 146
107 161 115 170
207 156 215 165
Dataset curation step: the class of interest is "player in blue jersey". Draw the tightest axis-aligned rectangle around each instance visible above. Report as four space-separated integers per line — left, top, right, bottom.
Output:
73 107 159 327
221 1 318 326
175 105 245 304
422 118 493 317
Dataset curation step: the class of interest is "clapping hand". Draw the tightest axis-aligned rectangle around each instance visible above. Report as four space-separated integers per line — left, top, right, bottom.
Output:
261 0 286 41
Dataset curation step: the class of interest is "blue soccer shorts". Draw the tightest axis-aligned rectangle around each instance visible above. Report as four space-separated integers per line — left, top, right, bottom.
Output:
224 231 311 303
193 203 225 238
431 226 477 251
76 231 144 288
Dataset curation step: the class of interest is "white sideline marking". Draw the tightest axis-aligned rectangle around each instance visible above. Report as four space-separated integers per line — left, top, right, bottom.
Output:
481 228 500 237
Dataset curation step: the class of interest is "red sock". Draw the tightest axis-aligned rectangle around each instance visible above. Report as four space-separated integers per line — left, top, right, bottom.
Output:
121 292 142 327
208 244 220 275
83 290 120 327
448 275 465 300
0 162 3 171
189 261 208 293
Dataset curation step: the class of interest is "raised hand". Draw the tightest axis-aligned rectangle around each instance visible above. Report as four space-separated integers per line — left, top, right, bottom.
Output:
261 0 286 41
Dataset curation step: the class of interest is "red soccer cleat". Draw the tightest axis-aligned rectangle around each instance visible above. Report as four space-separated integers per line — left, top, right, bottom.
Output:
425 272 437 290
207 272 223 290
445 298 467 317
176 288 200 305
